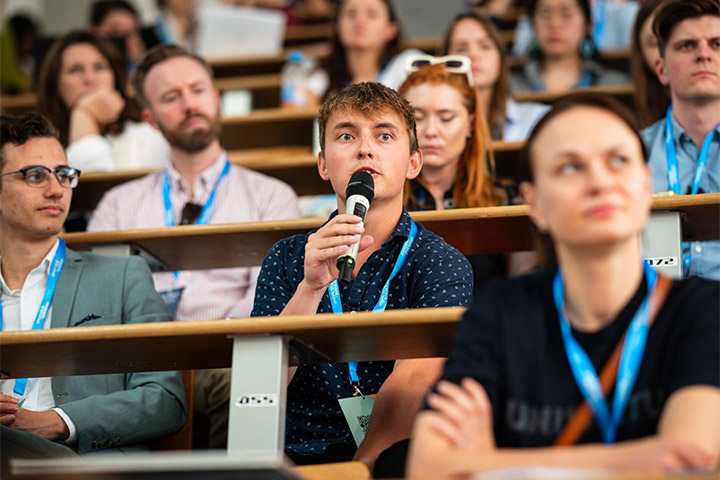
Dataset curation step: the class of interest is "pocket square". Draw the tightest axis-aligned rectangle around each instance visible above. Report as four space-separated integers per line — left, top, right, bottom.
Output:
74 314 103 327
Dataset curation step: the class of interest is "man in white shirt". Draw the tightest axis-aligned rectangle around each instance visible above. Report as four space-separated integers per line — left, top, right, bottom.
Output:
0 113 186 478
87 44 301 448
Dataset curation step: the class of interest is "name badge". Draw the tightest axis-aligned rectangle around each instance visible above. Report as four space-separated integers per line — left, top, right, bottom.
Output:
338 395 376 447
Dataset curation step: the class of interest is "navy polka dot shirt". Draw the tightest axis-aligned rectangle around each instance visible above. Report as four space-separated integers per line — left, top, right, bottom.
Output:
251 208 473 459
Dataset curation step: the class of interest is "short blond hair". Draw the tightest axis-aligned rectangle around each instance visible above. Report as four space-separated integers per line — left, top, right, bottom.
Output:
318 82 418 154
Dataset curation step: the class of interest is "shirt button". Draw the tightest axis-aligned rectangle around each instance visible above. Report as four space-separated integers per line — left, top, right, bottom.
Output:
695 245 702 253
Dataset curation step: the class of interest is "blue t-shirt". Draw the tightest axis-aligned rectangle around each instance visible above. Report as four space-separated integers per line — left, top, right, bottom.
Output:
642 114 720 281
251 208 473 458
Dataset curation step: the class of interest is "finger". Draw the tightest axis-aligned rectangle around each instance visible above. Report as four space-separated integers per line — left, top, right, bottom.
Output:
0 414 15 426
0 403 18 414
310 235 360 252
672 443 715 470
330 213 364 225
313 222 365 239
0 393 19 404
461 378 493 415
423 412 465 447
436 380 478 414
306 243 348 264
357 235 375 253
426 392 469 429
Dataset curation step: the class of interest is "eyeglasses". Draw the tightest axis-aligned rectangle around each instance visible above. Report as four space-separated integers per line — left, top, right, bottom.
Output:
0 165 82 189
405 54 475 86
180 202 203 225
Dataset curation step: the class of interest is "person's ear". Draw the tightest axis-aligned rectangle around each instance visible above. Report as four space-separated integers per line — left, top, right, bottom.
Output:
406 148 423 180
142 108 159 130
318 150 330 181
520 181 548 232
655 56 669 86
384 22 398 43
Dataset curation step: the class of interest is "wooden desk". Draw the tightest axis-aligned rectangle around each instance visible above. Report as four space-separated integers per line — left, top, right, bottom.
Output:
513 84 635 110
71 146 327 212
62 194 720 271
0 307 464 456
220 107 318 150
0 307 463 379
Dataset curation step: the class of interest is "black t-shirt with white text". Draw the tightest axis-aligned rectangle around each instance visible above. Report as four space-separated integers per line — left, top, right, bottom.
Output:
440 269 720 446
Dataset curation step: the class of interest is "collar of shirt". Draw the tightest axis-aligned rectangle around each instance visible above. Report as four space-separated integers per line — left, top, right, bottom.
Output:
669 110 720 147
0 239 60 296
522 58 599 91
325 206 414 244
165 150 228 204
407 179 455 211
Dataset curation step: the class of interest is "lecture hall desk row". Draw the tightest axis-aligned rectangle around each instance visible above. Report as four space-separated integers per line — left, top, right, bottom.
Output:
0 47 631 116
62 193 720 272
70 141 528 212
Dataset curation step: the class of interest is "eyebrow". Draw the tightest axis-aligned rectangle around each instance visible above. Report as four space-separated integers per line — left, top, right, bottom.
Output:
374 122 400 130
332 121 358 131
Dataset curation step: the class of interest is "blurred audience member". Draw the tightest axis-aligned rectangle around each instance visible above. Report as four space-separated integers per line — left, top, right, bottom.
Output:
38 31 168 171
443 12 549 141
155 0 199 52
631 0 670 128
510 0 629 93
0 14 39 93
89 0 146 69
304 0 421 104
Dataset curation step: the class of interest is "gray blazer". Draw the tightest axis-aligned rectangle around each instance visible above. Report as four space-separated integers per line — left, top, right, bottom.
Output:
49 249 186 454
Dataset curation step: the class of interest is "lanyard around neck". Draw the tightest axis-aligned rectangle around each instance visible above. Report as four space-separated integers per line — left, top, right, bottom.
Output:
0 239 66 397
328 219 418 387
553 262 658 444
163 158 231 227
664 105 717 196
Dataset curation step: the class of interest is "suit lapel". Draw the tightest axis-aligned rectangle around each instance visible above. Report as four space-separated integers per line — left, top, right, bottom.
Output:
51 249 83 329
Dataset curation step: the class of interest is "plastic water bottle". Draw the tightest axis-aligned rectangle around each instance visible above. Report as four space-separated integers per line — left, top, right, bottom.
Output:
280 50 313 108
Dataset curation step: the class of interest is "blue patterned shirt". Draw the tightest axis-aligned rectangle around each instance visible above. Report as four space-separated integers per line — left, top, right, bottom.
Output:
642 115 720 281
251 208 473 459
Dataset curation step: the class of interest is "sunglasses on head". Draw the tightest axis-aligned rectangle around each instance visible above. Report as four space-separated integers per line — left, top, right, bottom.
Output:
405 54 475 87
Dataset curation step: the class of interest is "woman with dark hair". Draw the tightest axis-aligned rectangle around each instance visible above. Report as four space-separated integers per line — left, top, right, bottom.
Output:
304 0 421 104
442 12 549 140
510 0 629 93
37 31 168 171
89 0 146 67
406 94 720 477
631 0 671 129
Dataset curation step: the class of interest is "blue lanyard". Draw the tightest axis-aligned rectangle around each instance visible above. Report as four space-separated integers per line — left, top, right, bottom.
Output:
163 158 230 278
664 105 718 270
329 219 418 385
664 105 717 196
553 262 658 444
0 239 66 397
163 158 231 228
592 0 605 48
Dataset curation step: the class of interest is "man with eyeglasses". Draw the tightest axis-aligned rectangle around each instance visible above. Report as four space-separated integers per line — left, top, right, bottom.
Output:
86 44 301 448
0 113 186 477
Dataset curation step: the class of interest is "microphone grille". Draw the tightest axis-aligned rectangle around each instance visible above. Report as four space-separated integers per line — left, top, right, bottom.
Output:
346 170 374 203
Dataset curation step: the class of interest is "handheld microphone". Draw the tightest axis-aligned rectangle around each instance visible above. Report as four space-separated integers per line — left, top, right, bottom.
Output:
337 170 374 283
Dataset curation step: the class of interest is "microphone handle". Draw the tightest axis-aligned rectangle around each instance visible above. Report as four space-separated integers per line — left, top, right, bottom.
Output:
337 193 370 282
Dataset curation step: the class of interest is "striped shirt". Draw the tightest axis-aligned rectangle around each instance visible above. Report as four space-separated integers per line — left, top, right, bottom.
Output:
88 152 301 321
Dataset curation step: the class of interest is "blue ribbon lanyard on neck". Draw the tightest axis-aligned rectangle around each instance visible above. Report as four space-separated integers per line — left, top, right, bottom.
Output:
553 262 657 444
0 239 66 397
328 220 418 392
664 105 718 270
163 157 231 277
592 0 605 49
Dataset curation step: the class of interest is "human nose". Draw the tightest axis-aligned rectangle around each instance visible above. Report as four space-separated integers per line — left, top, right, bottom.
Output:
44 171 66 198
180 90 199 113
696 40 713 62
357 134 374 160
586 162 613 192
422 116 439 138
